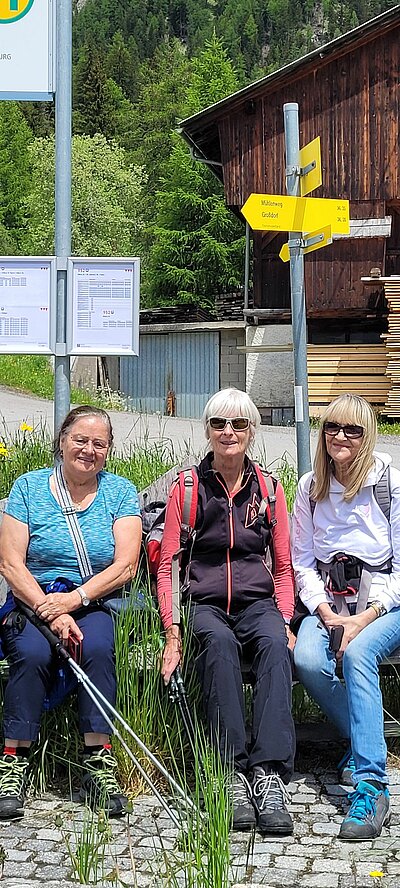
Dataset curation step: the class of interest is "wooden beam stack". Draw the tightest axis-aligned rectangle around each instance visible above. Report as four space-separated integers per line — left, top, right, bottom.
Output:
382 279 400 417
307 344 389 417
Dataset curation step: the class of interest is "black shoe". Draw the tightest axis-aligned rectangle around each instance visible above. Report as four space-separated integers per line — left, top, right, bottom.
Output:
250 765 293 835
339 780 390 841
0 754 30 821
79 748 128 817
229 771 256 831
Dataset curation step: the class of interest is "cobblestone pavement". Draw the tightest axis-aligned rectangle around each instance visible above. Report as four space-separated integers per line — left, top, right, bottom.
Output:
1 760 399 888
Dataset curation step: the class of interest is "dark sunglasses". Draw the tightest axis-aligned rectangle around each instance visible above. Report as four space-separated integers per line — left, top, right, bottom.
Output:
323 421 364 439
208 416 250 431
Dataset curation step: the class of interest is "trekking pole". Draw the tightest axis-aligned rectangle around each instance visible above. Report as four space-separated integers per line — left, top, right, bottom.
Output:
169 667 198 758
18 603 201 827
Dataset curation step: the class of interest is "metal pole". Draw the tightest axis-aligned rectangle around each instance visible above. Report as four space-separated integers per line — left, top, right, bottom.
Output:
244 221 250 311
283 102 311 477
54 0 72 434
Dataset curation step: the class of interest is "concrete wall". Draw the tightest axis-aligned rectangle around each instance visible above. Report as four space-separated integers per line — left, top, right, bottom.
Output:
220 328 246 391
71 357 97 391
246 325 294 411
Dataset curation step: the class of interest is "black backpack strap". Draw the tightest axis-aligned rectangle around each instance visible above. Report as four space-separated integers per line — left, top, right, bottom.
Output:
374 466 391 523
309 477 316 518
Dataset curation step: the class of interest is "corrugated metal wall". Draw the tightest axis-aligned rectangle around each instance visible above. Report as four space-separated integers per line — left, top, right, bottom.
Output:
120 331 220 418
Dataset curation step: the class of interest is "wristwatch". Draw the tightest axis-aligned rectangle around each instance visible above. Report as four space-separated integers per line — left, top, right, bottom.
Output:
77 587 90 607
368 601 387 618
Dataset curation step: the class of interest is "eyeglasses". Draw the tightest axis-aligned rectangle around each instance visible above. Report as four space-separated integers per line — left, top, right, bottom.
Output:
323 422 364 439
208 417 250 431
69 435 109 451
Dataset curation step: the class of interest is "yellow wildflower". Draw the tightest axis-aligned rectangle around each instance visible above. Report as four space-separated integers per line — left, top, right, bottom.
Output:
20 422 33 432
370 873 384 879
0 444 8 457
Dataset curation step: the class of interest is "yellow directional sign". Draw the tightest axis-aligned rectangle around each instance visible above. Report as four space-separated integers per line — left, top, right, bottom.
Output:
241 193 349 235
279 225 332 263
299 137 322 197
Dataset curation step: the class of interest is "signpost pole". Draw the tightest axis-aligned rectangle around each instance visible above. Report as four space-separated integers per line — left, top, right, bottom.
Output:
283 102 311 477
54 0 72 433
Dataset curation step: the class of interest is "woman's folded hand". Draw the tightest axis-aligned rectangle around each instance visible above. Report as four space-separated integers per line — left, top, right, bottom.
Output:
49 614 83 643
35 591 78 621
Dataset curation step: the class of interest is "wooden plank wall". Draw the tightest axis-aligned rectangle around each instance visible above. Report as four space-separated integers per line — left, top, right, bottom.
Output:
307 344 389 416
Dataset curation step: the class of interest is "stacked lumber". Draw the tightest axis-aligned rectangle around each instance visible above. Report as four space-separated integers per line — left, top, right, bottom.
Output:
307 344 389 417
382 279 400 418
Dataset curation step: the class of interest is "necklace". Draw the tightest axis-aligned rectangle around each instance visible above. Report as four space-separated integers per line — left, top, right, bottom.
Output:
67 481 98 510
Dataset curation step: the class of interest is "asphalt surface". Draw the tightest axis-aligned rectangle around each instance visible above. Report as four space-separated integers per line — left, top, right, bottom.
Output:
1 386 400 471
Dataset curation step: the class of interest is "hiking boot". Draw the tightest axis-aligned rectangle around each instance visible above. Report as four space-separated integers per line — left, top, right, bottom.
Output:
250 765 293 835
79 748 128 817
0 754 30 821
339 780 390 841
228 771 256 831
338 749 356 786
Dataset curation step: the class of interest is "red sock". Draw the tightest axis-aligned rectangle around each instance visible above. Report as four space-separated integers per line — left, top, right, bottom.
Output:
4 746 17 756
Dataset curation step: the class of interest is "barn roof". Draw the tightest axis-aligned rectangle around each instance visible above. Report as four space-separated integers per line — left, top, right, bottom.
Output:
178 4 400 178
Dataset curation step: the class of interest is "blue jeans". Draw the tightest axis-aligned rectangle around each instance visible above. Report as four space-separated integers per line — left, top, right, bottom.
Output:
294 608 400 786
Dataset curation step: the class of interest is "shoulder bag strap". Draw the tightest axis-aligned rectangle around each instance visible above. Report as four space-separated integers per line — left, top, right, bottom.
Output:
53 463 93 581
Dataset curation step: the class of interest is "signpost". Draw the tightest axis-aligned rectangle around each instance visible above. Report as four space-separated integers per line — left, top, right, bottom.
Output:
241 102 350 477
1 0 142 434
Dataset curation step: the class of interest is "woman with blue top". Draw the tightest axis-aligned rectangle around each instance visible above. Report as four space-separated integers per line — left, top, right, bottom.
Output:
0 405 142 821
292 394 400 841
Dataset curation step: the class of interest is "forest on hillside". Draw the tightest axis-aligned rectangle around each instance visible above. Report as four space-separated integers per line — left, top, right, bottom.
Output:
0 0 396 309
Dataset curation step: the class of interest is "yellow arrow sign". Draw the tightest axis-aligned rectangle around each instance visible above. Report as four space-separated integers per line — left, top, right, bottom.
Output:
241 193 349 235
279 225 332 263
299 137 322 197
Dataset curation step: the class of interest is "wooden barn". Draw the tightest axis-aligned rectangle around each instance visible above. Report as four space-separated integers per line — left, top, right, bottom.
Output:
179 5 400 419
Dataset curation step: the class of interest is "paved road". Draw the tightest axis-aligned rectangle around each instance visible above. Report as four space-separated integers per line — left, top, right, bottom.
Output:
1 759 400 887
1 386 400 471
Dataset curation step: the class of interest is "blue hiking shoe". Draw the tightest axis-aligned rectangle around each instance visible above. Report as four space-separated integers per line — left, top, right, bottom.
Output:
339 780 390 841
337 749 356 786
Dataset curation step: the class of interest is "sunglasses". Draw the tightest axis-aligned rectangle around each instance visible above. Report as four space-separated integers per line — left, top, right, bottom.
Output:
208 416 250 431
323 422 364 439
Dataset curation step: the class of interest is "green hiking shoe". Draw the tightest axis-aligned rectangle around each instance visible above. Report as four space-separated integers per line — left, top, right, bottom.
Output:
0 754 30 821
339 780 390 841
79 748 128 817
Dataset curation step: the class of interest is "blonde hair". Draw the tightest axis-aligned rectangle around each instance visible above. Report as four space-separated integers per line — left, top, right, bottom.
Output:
202 387 261 452
312 394 377 502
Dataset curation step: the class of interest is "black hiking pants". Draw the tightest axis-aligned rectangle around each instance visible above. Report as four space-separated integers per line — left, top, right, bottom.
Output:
191 597 295 782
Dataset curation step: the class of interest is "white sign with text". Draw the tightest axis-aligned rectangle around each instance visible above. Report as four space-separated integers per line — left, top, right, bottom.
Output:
67 258 140 356
0 0 54 99
0 257 55 353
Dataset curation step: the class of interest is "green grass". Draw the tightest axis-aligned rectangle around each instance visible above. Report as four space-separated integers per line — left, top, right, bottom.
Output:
0 355 126 410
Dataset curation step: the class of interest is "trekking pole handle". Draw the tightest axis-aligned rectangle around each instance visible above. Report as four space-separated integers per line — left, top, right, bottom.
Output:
17 602 70 661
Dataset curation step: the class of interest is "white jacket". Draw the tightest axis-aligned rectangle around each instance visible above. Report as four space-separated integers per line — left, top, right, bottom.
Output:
291 452 400 614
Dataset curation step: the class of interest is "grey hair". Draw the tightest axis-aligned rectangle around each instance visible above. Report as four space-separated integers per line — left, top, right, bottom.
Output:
54 405 114 460
202 388 261 450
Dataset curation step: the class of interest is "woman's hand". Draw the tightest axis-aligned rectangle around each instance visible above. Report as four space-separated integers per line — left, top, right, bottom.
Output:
35 592 78 622
285 624 296 651
161 635 182 685
49 614 83 644
323 611 376 659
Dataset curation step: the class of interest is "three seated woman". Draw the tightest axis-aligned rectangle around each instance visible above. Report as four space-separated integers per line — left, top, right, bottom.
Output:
1 390 399 845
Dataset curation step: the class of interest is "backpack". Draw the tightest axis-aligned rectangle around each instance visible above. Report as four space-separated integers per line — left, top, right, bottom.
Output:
139 462 279 605
309 465 392 521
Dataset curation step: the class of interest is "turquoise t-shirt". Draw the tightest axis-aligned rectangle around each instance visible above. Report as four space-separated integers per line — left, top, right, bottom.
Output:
5 468 141 585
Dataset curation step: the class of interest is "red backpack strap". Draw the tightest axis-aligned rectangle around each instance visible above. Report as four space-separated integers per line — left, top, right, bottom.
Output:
178 467 198 542
254 463 278 529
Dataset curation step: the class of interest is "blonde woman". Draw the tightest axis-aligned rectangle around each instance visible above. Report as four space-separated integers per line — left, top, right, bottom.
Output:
292 394 400 841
